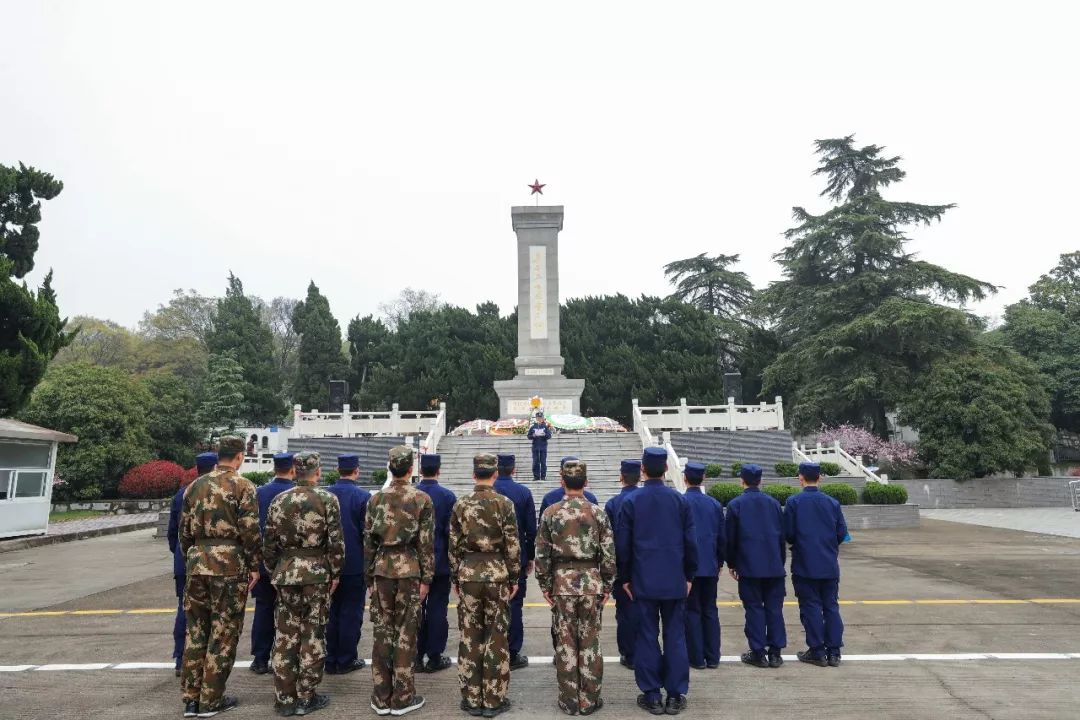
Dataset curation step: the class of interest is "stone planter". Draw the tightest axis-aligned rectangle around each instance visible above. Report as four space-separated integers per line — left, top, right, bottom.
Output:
843 503 919 529
51 499 171 515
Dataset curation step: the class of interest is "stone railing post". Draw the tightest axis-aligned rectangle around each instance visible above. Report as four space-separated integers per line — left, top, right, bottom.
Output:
728 397 737 431
342 404 352 437
679 398 689 431
293 404 303 436
632 398 640 432
775 396 784 430
391 403 401 436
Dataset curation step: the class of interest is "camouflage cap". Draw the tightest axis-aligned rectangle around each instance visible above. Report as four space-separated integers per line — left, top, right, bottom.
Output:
388 445 414 475
561 459 587 481
217 436 245 456
473 453 498 474
294 451 321 475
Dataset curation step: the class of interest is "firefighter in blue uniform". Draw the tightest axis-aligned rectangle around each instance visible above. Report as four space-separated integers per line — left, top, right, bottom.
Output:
324 453 371 674
168 451 217 676
681 461 725 670
616 447 697 716
604 459 642 670
526 412 552 481
415 453 456 673
250 452 297 674
539 457 598 516
493 453 536 670
726 463 787 669
784 461 848 668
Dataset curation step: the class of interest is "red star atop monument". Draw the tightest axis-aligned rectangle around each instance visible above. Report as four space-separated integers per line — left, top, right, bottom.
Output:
528 179 546 195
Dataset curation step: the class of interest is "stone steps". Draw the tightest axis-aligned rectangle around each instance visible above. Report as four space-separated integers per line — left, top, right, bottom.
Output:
285 435 405 479
669 430 795 478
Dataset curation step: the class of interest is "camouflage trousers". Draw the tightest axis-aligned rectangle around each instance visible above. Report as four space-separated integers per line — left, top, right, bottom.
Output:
457 582 511 710
553 594 605 714
181 575 249 707
370 577 421 711
272 583 330 710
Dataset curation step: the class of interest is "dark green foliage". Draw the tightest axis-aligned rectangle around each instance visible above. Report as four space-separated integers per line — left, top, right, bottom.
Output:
760 137 995 437
347 314 392 402
292 282 348 410
820 483 858 505
763 483 797 505
372 468 388 483
197 353 246 434
774 462 799 477
862 482 908 504
21 363 153 499
900 341 1053 479
241 471 273 487
206 274 284 424
0 163 72 415
322 470 340 485
664 253 754 323
704 463 724 478
142 372 202 466
730 462 743 478
707 482 742 505
819 462 842 477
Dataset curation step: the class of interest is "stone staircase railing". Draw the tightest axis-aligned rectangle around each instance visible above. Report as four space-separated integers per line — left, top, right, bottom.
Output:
633 397 785 432
632 400 685 492
291 403 444 439
794 440 888 485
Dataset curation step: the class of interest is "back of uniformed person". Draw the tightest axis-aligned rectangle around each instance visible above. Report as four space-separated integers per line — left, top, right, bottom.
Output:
536 460 616 716
169 452 218 677
681 462 725 670
323 453 371 676
725 464 787 669
603 459 641 670
364 445 435 717
179 436 261 718
492 453 537 670
615 447 697 716
251 453 299 674
784 462 848 668
415 453 457 673
263 451 345 717
449 453 522 718
540 457 598 515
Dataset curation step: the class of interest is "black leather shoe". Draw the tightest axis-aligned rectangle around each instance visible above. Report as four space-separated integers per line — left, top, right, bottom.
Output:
482 699 512 717
768 649 784 668
295 694 329 716
665 695 687 715
706 660 720 669
175 665 182 678
460 700 484 717
183 700 199 718
619 655 635 670
827 653 842 667
324 665 338 675
275 703 296 717
637 694 665 715
413 657 426 673
509 654 529 670
690 661 707 670
250 661 270 675
339 659 366 674
740 651 769 668
197 696 238 717
426 655 453 673
797 650 828 667
580 698 603 716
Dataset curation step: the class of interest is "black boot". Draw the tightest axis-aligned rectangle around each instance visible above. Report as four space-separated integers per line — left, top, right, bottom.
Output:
740 650 769 668
797 650 828 667
767 648 784 668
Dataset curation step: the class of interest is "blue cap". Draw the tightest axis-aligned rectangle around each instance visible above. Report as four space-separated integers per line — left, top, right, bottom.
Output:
642 446 668 473
420 454 441 473
337 454 359 471
273 452 295 471
195 452 218 474
620 459 642 475
684 461 706 482
560 456 579 467
497 453 516 469
799 462 821 480
740 463 763 484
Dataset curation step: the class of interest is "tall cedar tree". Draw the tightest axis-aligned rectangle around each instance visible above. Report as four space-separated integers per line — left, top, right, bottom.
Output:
205 274 284 424
761 136 995 436
197 352 246 434
1 163 73 415
291 282 348 410
664 253 754 322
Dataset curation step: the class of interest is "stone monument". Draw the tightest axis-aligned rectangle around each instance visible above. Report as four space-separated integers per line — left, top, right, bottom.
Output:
494 205 585 417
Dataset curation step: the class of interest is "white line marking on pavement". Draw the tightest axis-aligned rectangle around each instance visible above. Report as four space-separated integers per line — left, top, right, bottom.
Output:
112 663 175 670
34 664 111 671
0 666 35 672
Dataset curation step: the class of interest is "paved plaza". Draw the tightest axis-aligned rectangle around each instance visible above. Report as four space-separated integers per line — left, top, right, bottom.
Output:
1 520 1079 719
922 508 1080 539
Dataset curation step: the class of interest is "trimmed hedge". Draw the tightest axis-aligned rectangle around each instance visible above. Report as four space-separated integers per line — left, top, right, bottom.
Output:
323 470 340 485
242 471 273 486
117 461 186 499
763 483 797 505
705 463 725 478
820 483 858 505
774 462 799 477
707 482 742 506
731 462 744 478
862 482 908 505
372 468 388 483
819 462 842 477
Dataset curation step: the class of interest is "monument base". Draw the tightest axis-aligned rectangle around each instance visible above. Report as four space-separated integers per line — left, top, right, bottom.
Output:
494 376 586 418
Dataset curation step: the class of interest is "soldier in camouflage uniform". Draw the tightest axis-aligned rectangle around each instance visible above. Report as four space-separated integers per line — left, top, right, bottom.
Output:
364 445 435 717
536 460 616 716
179 436 261 718
263 451 346 717
449 453 521 718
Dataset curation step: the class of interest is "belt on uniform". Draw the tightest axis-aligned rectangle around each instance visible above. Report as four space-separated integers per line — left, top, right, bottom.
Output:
556 558 599 569
464 551 503 560
283 547 326 558
195 539 240 548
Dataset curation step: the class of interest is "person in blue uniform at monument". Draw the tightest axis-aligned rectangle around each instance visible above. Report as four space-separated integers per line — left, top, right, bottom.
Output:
604 459 642 670
250 452 297 674
414 453 456 673
493 453 537 670
323 453 371 675
784 461 848 668
168 451 217 677
726 463 787 669
681 461 725 670
526 412 552 481
616 447 697 716
539 457 598 516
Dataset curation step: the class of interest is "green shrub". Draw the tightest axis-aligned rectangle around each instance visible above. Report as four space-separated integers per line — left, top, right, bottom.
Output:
731 462 744 478
322 470 340 485
774 462 799 477
372 468 388 483
862 482 908 505
819 462 842 477
707 482 742 506
705 463 725 478
820 483 858 505
763 483 797 505
242 471 273 486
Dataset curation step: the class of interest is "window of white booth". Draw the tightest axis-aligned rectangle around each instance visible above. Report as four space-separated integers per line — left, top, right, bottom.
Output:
0 440 53 501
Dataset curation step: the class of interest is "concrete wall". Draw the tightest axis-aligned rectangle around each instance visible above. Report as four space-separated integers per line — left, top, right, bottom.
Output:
843 504 919 529
891 476 1075 509
52 499 171 514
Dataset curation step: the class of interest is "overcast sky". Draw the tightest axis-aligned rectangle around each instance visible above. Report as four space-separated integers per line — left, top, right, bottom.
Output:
4 1 1078 331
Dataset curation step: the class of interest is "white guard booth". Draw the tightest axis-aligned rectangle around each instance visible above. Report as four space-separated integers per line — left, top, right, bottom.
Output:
0 419 78 539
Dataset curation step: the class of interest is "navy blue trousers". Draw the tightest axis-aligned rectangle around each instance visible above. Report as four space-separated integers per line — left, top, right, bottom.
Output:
417 574 452 660
250 576 277 665
792 576 843 656
531 445 548 480
685 576 721 665
509 574 528 656
173 575 186 663
737 577 786 653
612 582 638 662
326 574 367 670
634 598 689 701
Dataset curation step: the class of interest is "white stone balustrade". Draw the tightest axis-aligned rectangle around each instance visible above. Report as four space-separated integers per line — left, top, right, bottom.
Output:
632 397 785 433
291 403 446 439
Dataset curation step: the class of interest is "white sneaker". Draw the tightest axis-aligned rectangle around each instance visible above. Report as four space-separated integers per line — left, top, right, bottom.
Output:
390 696 426 716
370 702 391 716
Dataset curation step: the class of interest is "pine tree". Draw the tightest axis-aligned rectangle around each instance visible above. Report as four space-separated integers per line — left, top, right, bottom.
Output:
291 281 348 410
663 253 754 322
196 352 246 434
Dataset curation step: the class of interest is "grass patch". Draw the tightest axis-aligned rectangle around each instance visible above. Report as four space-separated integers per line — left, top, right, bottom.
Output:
49 510 106 523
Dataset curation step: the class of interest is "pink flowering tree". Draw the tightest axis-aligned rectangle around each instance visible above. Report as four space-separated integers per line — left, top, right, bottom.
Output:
818 424 917 465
